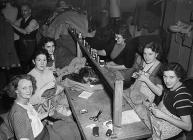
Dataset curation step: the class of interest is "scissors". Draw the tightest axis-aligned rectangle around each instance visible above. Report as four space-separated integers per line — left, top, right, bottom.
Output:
89 110 102 121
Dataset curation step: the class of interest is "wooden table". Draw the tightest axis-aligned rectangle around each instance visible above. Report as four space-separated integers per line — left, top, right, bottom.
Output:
65 87 151 140
66 29 152 139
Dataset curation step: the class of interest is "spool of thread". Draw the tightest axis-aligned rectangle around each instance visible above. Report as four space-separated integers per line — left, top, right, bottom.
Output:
106 129 112 137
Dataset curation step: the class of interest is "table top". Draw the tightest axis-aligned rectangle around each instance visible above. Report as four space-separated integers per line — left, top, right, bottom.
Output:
65 87 152 140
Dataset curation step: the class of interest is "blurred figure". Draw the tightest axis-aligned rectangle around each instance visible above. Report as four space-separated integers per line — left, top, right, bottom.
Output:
1 0 21 68
0 12 20 89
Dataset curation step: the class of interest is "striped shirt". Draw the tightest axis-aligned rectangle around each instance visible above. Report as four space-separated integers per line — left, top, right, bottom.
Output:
163 85 193 117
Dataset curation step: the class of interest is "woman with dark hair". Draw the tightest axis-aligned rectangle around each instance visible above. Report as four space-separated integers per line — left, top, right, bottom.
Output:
39 37 56 72
149 62 193 139
7 74 81 140
126 40 163 105
106 25 136 69
28 49 71 116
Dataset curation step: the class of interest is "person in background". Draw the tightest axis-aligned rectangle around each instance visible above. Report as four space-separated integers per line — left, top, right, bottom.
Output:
28 49 71 116
125 40 163 105
86 9 114 61
39 37 56 72
11 3 39 73
55 0 70 13
1 0 18 22
0 12 20 89
1 0 20 42
149 62 193 139
46 0 70 25
7 74 81 140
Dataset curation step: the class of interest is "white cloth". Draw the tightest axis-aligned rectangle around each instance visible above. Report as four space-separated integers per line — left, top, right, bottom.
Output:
16 102 44 138
28 68 56 105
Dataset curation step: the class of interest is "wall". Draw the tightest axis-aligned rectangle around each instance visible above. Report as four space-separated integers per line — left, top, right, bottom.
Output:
165 0 193 76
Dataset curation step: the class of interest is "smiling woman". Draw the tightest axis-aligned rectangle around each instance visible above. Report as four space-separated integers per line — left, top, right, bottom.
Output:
6 74 81 140
147 62 193 139
125 40 163 106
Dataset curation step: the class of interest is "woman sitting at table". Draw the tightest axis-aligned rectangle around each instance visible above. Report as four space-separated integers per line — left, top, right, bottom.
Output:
105 25 137 70
7 74 81 140
28 49 71 116
125 40 163 105
149 63 193 139
39 37 56 72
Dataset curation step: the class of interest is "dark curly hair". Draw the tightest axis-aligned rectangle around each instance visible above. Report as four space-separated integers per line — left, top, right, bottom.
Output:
4 74 37 98
115 25 131 41
32 49 49 61
38 37 56 50
141 41 162 61
161 62 187 82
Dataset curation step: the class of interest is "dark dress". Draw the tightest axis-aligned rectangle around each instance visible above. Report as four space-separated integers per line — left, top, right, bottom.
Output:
110 39 138 68
0 15 20 68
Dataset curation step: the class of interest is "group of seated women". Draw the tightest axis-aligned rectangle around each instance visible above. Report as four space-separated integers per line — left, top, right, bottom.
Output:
87 21 193 139
1 35 82 140
121 36 193 139
1 20 193 140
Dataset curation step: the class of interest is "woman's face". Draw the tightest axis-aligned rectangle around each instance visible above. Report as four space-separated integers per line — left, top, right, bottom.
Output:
16 79 33 100
163 70 180 89
59 1 67 8
143 48 158 64
44 41 55 55
115 34 125 44
34 54 47 71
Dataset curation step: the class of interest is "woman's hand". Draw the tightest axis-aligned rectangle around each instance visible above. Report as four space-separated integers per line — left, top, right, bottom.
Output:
138 73 149 83
151 107 166 119
55 84 64 95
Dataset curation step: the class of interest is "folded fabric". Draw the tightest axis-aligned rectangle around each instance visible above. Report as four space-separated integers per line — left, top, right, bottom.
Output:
41 87 57 99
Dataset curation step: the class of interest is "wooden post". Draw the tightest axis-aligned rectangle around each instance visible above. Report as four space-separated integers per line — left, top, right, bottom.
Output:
113 79 123 128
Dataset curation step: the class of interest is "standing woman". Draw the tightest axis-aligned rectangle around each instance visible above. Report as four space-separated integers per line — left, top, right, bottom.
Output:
7 74 81 140
150 63 193 139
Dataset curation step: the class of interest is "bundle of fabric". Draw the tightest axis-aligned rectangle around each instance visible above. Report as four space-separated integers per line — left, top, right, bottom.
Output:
57 58 103 92
56 57 87 82
43 11 89 40
61 78 103 93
